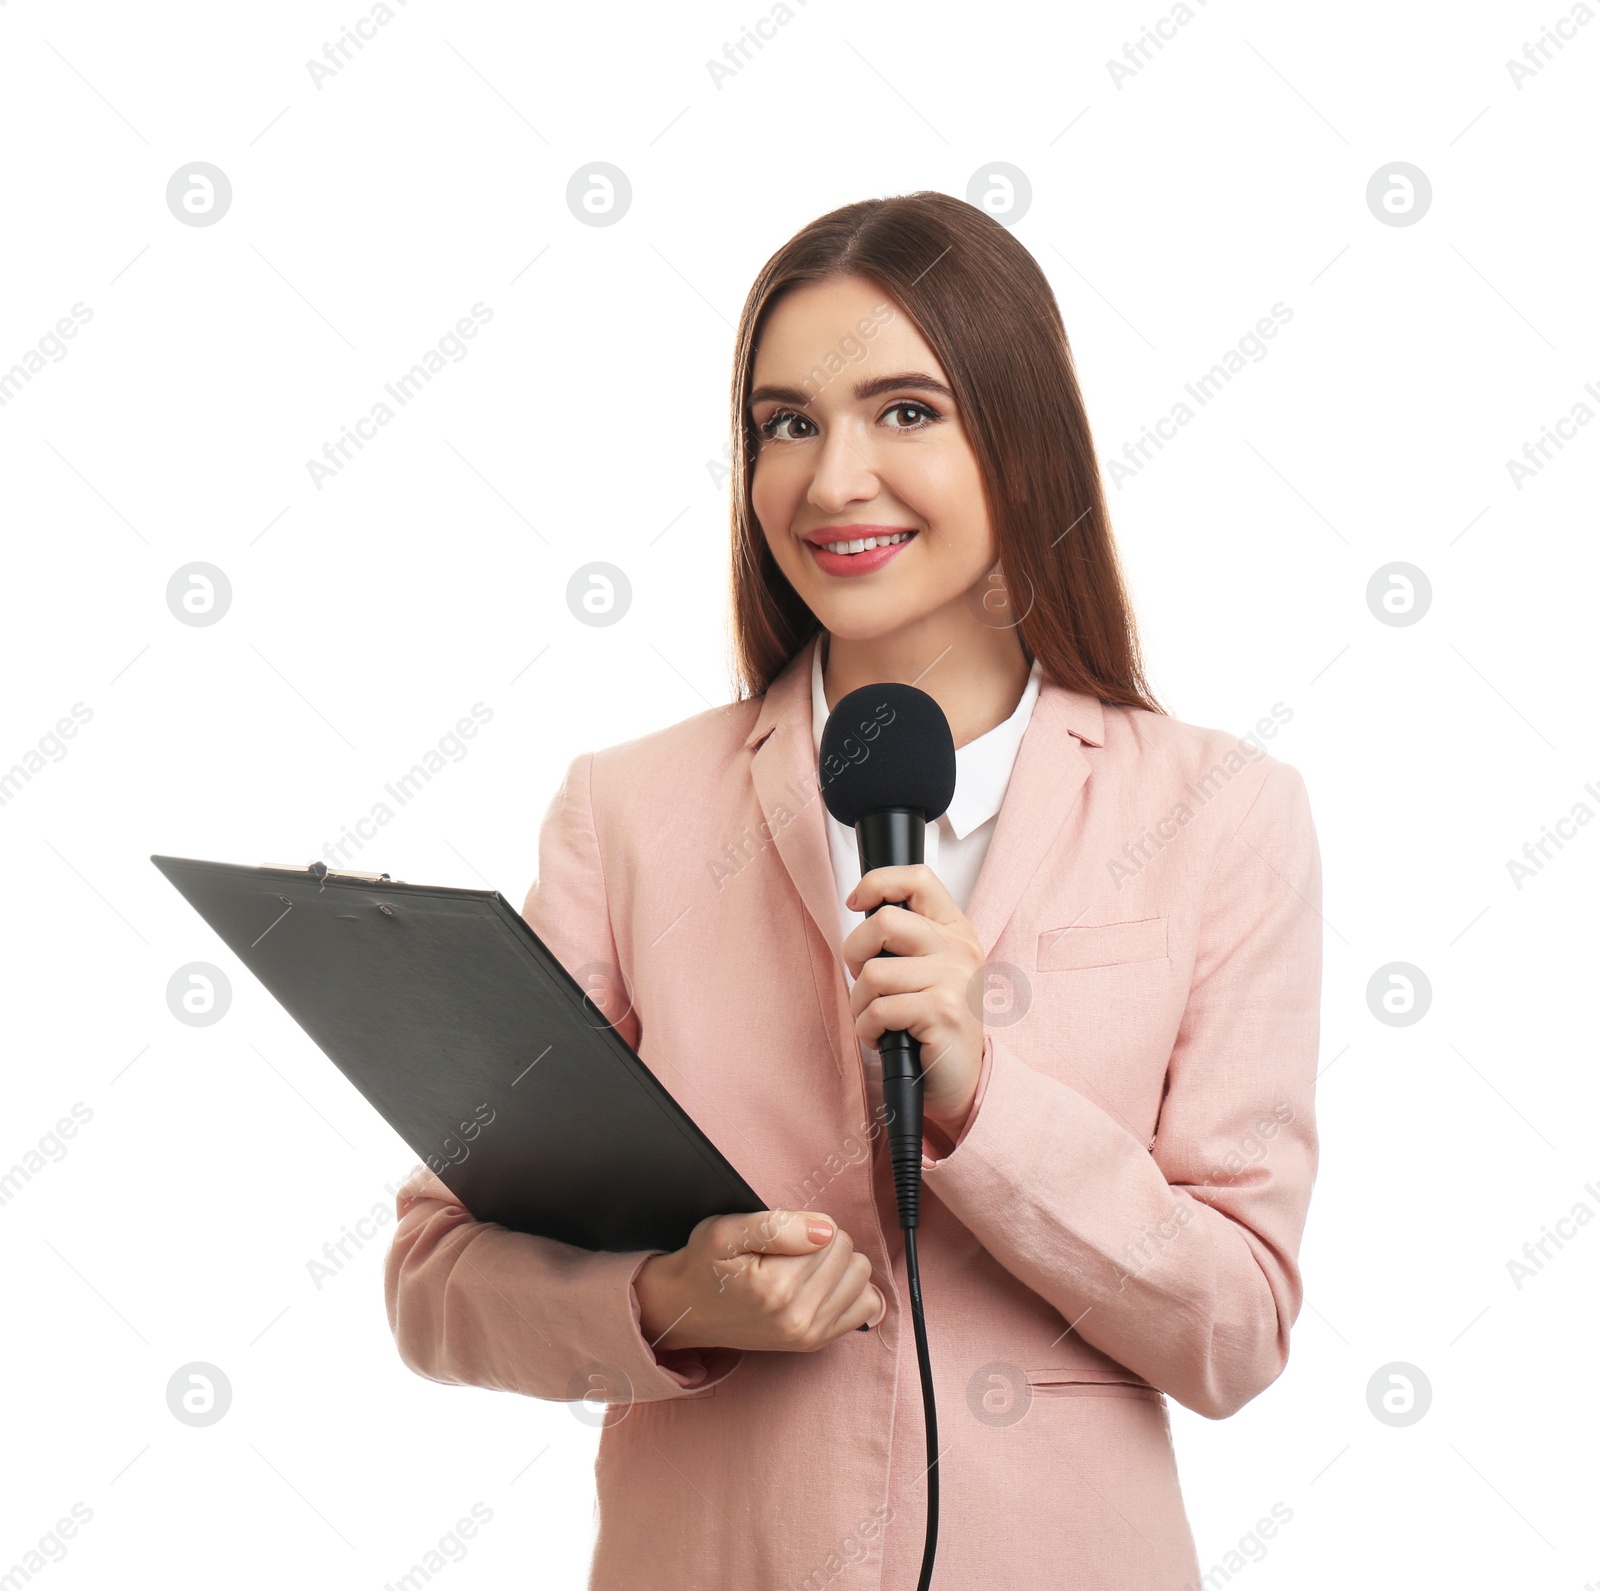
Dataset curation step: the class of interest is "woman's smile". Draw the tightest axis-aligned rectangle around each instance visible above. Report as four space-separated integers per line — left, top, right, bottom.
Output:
801 525 918 577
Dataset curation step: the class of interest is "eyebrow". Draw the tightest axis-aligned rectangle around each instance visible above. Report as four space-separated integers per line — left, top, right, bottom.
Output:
747 371 954 411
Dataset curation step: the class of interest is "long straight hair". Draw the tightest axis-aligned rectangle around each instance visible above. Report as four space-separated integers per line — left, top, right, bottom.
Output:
726 190 1165 717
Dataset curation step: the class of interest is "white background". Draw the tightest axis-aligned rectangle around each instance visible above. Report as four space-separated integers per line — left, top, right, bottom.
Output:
1 0 1596 1586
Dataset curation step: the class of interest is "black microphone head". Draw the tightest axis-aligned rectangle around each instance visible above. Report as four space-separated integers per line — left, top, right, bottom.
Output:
819 681 956 828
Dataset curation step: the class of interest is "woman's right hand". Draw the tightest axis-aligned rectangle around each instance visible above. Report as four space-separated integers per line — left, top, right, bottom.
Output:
633 1209 886 1354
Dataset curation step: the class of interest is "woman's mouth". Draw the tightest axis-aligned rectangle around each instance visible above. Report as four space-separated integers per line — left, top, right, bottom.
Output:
804 529 917 578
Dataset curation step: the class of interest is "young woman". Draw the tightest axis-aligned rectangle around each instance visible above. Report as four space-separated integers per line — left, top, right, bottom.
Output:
385 191 1322 1591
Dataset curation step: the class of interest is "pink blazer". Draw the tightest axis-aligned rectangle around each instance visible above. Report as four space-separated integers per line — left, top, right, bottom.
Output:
385 631 1323 1590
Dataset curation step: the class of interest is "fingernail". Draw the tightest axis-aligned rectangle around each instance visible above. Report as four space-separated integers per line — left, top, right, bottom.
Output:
869 1289 887 1328
807 1218 834 1244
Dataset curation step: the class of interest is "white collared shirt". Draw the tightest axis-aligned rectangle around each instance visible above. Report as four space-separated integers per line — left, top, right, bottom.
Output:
810 639 1044 987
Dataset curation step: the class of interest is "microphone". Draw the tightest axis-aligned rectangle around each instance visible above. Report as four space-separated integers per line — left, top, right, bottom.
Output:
818 681 957 1228
819 677 954 1591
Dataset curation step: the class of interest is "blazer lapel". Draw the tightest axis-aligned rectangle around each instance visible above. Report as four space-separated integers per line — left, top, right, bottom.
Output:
962 679 1105 959
744 633 848 969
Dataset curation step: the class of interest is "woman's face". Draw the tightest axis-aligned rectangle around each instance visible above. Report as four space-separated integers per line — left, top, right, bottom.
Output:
748 274 998 648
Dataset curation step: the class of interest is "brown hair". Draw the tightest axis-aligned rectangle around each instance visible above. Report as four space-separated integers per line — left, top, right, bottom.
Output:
726 190 1165 717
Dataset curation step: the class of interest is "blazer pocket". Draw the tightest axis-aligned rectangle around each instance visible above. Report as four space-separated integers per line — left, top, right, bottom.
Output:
1025 1370 1162 1403
1036 916 1168 972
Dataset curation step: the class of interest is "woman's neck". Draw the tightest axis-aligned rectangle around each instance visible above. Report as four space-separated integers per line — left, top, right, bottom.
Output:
820 626 1033 752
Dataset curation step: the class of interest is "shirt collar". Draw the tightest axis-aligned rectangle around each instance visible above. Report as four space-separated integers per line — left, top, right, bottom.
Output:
810 638 1044 841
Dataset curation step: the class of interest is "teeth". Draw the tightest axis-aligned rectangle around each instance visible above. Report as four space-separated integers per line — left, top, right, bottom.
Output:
816 531 912 555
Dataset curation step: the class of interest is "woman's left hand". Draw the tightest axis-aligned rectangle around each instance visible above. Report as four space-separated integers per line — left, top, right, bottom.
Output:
842 864 986 1137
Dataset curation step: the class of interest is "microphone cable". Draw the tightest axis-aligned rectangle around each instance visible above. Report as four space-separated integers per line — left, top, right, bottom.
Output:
878 971 940 1591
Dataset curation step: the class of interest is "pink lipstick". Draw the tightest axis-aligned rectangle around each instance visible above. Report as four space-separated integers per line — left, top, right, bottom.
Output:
801 526 917 579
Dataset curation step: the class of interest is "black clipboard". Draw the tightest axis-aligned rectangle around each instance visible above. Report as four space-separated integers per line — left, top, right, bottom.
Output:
150 854 768 1255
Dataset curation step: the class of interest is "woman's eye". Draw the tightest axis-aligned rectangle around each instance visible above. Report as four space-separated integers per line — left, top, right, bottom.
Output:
883 401 939 430
757 407 813 442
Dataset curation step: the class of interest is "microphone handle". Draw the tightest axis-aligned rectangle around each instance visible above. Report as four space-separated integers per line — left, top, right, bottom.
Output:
855 810 927 1230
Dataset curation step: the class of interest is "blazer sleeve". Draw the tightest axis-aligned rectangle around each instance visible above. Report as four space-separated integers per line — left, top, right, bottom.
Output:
383 751 745 1403
920 758 1322 1420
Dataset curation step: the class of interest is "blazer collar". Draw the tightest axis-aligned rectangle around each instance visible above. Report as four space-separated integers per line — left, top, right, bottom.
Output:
743 632 1105 968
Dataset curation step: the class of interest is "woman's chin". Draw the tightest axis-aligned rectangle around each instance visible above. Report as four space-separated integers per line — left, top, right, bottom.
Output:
807 605 917 644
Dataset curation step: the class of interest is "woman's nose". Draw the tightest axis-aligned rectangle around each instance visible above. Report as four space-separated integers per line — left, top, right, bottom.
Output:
806 425 880 512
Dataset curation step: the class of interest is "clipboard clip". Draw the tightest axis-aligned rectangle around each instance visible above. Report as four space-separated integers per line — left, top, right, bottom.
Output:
259 860 399 884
